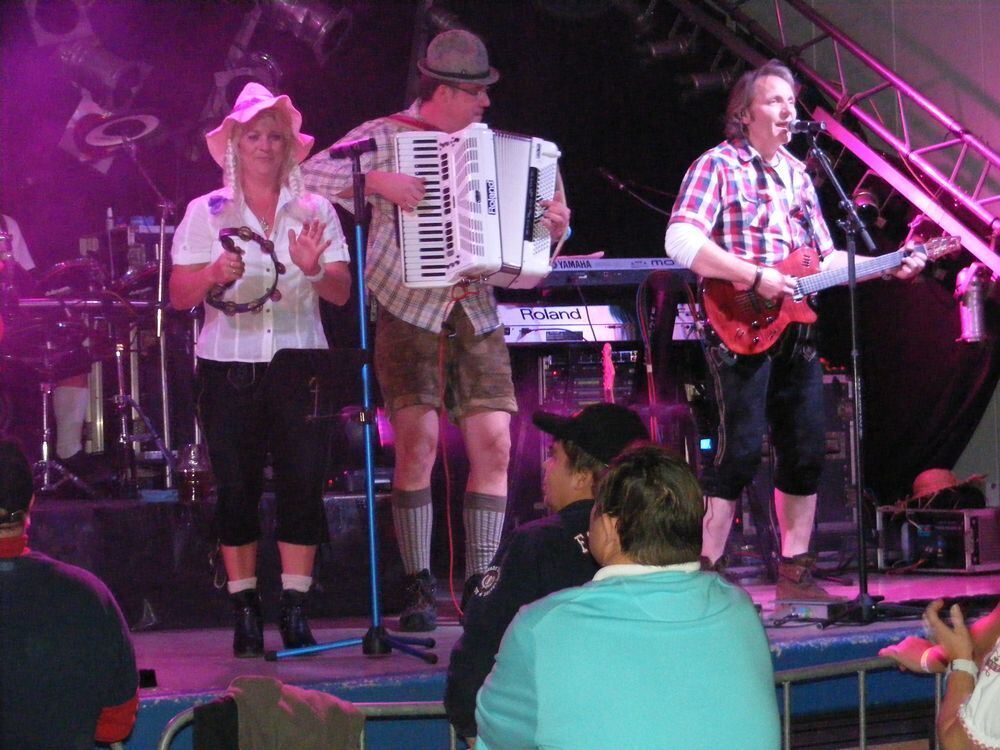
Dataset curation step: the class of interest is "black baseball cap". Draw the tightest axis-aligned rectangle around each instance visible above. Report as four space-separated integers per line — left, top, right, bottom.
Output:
0 440 34 526
532 403 650 464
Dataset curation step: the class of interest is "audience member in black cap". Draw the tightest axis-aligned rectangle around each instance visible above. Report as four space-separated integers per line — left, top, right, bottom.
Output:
444 403 648 743
0 438 139 749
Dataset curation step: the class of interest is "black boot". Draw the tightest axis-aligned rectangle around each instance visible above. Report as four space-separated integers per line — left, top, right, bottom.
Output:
230 589 263 658
279 589 317 649
399 569 437 632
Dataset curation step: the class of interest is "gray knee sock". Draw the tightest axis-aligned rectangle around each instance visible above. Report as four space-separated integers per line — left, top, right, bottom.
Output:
463 491 507 577
391 486 433 575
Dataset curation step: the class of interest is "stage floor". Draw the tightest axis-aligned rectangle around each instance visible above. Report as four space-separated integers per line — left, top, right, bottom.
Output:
134 571 1000 698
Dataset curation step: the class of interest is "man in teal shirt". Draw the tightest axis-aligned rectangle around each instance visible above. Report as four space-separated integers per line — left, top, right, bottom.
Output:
475 444 779 750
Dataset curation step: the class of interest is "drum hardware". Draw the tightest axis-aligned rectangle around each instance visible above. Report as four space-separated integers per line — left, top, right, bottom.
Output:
110 261 159 297
0 319 106 497
109 335 177 499
81 117 176 485
34 257 106 297
13 295 174 496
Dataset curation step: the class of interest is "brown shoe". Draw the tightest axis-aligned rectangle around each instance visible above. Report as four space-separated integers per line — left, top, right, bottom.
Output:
776 554 846 603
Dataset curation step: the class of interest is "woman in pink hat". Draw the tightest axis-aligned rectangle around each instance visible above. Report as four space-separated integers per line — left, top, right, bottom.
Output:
170 83 351 657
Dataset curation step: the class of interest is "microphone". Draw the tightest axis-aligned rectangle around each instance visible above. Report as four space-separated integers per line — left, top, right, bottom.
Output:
597 167 628 192
328 137 377 159
788 120 827 135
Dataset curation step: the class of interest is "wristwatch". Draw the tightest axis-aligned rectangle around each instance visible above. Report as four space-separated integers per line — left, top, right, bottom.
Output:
947 658 979 680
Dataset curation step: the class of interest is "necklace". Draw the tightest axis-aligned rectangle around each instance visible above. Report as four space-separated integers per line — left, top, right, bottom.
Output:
252 211 271 237
246 196 277 237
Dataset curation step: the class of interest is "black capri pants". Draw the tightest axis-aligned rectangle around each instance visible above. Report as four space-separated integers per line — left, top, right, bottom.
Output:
196 349 333 547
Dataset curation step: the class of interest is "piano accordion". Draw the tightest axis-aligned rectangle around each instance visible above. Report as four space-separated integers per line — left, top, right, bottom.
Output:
394 122 561 290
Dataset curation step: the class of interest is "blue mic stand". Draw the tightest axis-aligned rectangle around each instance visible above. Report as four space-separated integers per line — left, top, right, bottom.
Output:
266 140 436 663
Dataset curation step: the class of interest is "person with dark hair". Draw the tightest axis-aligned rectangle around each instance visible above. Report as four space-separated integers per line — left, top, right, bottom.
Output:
0 439 138 749
170 82 352 657
444 403 649 743
475 443 778 750
664 59 925 601
302 29 570 632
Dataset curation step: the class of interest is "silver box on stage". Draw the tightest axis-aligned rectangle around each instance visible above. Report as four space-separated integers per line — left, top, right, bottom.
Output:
876 507 1000 573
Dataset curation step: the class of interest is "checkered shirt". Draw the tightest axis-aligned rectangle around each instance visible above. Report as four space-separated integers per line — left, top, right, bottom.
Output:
668 137 834 265
301 101 500 335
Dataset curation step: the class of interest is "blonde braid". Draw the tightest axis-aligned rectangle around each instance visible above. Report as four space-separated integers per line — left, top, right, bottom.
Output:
224 140 238 190
288 163 304 198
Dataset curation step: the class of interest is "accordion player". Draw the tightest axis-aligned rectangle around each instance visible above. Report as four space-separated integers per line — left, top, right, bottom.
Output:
394 122 561 290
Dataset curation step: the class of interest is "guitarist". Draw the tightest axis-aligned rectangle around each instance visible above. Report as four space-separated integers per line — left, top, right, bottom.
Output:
663 59 925 602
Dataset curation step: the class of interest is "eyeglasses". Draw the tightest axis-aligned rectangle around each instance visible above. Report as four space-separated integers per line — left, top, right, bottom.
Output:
446 83 492 99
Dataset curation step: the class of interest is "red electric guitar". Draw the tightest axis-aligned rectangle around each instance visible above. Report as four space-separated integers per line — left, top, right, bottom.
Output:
701 236 962 355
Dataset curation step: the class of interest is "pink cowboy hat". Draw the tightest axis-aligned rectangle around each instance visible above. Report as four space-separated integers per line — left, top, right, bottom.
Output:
204 82 314 167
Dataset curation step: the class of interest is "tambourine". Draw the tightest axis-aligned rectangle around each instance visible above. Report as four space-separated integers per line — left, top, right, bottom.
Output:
205 227 286 316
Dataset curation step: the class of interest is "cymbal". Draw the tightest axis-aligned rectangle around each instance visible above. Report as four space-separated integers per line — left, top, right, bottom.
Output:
80 112 160 149
35 258 104 294
0 319 112 377
109 262 159 296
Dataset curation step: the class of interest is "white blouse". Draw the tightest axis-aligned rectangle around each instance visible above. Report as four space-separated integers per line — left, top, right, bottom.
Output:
172 186 349 363
959 639 1000 749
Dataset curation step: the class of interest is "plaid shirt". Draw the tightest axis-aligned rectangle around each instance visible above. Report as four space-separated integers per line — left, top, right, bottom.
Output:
669 137 834 265
302 101 500 335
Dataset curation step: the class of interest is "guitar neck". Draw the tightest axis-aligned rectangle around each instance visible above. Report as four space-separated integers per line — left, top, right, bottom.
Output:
794 249 906 296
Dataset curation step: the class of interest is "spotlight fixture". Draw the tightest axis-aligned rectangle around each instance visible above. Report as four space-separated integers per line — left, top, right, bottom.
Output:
638 35 698 60
265 0 353 67
852 189 882 227
635 15 699 62
216 52 283 109
59 37 150 111
679 68 738 92
676 49 742 92
58 92 115 174
24 0 93 47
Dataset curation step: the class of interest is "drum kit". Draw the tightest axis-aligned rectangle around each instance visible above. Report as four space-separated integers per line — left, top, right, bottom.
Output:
0 252 178 499
0 111 185 500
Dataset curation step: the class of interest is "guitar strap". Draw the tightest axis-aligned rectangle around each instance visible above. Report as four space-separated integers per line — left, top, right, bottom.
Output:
387 114 438 131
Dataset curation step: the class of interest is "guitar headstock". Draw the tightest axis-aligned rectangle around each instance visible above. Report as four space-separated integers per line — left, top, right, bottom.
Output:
918 235 963 261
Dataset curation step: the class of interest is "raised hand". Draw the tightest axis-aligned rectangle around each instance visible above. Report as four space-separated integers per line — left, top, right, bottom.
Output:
924 599 975 662
288 220 332 276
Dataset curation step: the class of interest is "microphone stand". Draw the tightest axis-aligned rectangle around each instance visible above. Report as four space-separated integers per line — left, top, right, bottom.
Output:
803 132 921 626
268 145 435 663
